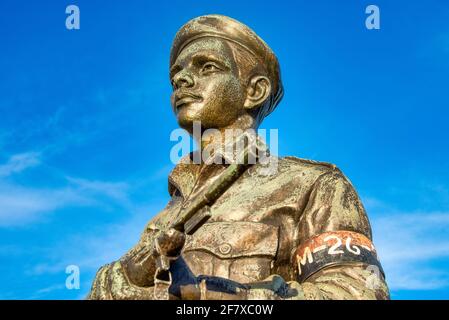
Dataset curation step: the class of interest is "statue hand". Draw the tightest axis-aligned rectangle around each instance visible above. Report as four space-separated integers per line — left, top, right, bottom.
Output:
154 227 186 257
245 275 305 300
121 227 185 287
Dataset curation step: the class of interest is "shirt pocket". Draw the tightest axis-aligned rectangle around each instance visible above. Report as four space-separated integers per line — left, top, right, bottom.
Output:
182 221 279 283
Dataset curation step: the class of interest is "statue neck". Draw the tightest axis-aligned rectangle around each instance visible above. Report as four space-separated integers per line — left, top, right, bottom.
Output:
198 114 256 152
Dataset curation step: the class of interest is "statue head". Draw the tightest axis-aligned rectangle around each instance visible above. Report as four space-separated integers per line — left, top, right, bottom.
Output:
169 15 283 135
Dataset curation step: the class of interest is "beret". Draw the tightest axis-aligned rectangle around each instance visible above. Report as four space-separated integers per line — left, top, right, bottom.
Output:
170 15 283 119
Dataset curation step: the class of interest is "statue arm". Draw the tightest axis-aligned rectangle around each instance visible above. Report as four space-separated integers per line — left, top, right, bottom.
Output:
290 168 390 300
87 194 187 300
86 222 161 300
86 260 156 300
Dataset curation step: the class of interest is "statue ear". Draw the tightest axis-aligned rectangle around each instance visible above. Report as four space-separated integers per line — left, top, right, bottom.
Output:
244 75 271 110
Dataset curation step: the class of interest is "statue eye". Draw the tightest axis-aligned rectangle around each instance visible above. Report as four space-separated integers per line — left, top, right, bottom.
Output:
201 62 221 74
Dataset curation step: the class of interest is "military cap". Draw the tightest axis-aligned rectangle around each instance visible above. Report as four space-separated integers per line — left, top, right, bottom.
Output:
170 14 283 120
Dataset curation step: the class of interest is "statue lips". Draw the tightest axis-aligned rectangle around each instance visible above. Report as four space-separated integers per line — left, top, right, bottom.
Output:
174 91 202 110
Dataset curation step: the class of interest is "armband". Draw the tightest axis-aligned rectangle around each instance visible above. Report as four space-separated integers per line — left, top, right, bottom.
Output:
295 230 384 282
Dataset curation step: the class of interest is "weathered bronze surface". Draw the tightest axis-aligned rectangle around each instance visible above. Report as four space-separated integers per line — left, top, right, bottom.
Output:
87 15 390 300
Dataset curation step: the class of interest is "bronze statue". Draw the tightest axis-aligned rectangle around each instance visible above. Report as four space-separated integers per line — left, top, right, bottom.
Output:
87 15 389 300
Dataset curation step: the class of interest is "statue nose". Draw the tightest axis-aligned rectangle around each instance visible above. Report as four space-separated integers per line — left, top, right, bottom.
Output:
173 71 194 89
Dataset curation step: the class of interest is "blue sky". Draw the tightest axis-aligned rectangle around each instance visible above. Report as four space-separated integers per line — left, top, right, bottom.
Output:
0 0 448 299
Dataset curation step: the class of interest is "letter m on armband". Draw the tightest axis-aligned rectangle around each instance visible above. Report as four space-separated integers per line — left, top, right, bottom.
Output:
295 230 385 283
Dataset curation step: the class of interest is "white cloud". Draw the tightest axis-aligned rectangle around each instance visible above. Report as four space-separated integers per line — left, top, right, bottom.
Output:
0 148 140 227
66 177 130 206
0 178 136 227
0 146 174 229
386 268 449 292
26 202 164 299
0 152 41 177
29 206 149 272
366 197 449 291
0 183 96 227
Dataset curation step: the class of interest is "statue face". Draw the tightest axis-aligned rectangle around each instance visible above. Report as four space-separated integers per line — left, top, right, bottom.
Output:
170 38 247 132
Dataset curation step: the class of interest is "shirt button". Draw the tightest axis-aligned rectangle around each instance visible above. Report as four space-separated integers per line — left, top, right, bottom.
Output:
218 243 232 255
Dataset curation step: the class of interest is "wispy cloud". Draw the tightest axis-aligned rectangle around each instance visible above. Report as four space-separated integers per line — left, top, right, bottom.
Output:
66 177 130 207
0 183 95 227
0 177 135 227
0 152 41 177
29 284 66 299
365 197 449 291
0 147 166 298
28 203 158 274
25 202 164 298
0 150 134 227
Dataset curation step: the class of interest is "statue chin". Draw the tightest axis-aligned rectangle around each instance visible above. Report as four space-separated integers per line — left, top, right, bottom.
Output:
176 115 200 133
176 109 220 133
175 111 196 130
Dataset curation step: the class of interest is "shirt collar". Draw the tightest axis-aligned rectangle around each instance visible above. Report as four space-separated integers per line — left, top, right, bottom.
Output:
168 133 270 197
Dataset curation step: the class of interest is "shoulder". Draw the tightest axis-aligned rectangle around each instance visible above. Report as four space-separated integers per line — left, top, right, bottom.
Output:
277 156 342 179
281 156 338 170
278 156 358 192
250 156 347 192
282 158 371 238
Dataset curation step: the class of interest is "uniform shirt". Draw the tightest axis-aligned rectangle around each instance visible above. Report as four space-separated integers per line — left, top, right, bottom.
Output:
88 154 390 300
